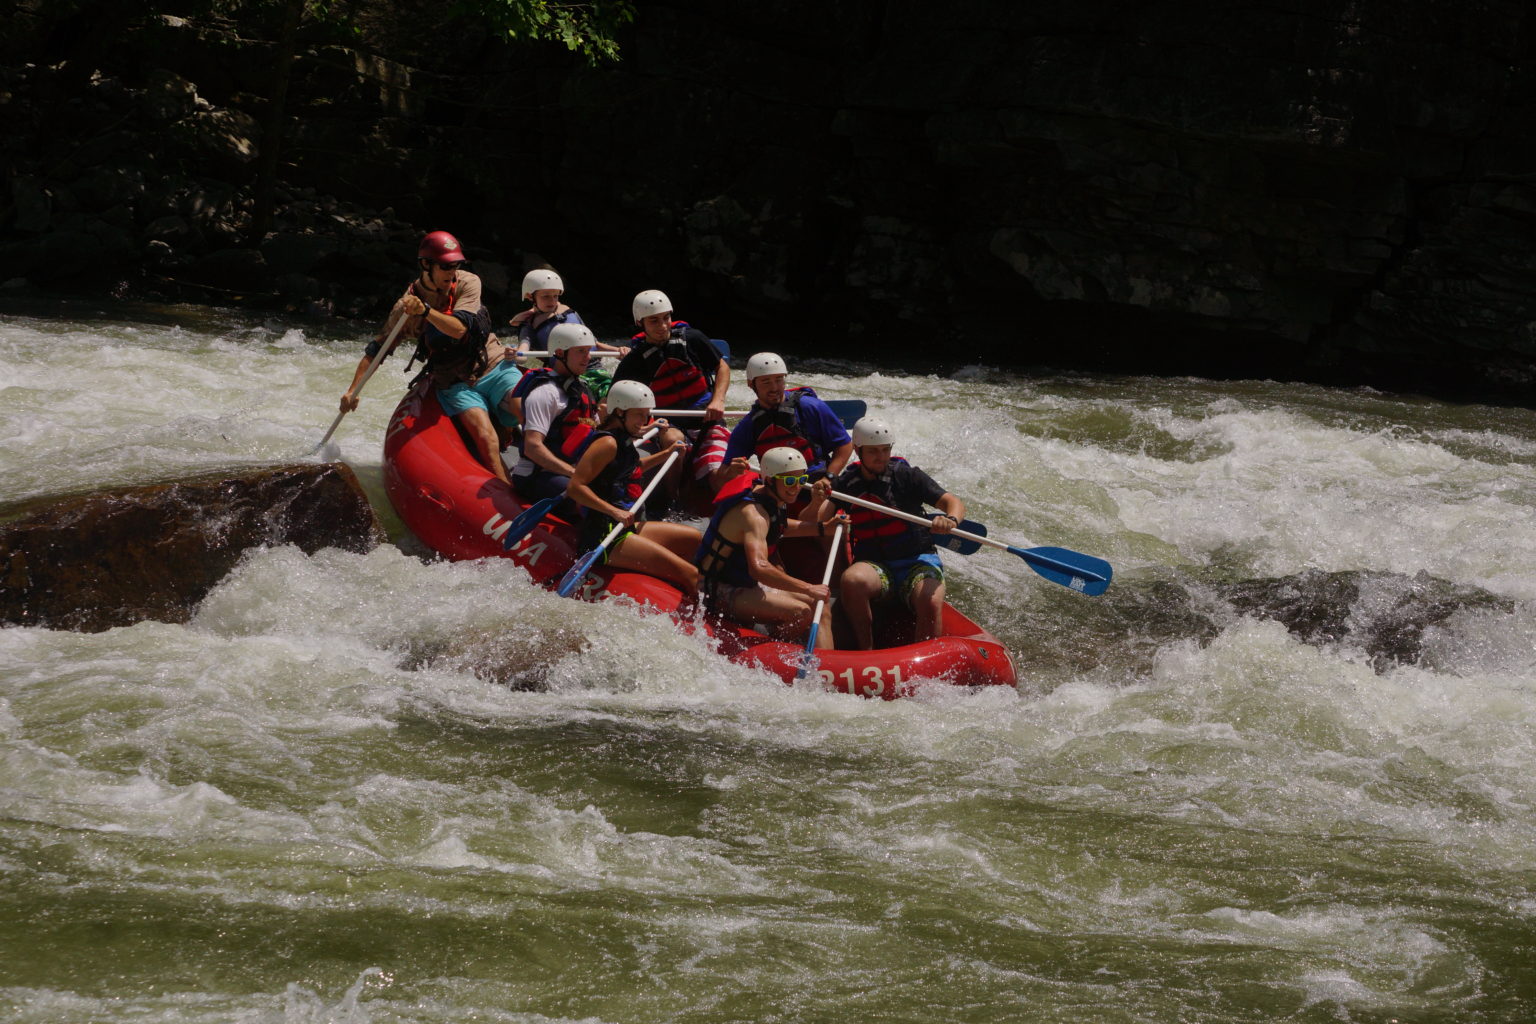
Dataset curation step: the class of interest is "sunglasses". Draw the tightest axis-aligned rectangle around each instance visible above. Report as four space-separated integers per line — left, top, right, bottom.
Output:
431 261 462 271
773 473 810 488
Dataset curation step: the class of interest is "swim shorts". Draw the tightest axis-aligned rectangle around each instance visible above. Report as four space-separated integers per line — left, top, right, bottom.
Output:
857 552 945 610
437 360 523 428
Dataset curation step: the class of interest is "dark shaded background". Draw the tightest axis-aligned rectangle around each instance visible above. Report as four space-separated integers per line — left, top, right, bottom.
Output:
3 0 1534 400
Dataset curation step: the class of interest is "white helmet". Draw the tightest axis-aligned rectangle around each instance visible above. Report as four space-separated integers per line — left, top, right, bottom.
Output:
632 289 673 323
522 268 563 299
548 322 596 355
606 379 656 414
760 447 808 478
852 417 895 447
745 351 788 382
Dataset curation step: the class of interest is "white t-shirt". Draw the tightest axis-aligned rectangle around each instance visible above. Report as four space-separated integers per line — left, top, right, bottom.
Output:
512 379 572 478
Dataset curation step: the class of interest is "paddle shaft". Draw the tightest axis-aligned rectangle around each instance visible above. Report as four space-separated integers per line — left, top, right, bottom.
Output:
831 490 978 545
652 408 748 418
314 312 409 450
653 399 866 429
831 490 1110 587
515 348 625 359
794 522 845 682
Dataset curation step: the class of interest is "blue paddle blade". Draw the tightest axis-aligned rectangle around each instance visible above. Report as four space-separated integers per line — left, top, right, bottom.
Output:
932 519 986 555
711 339 731 359
555 548 603 598
1013 545 1113 596
825 399 867 429
792 623 821 683
501 496 560 550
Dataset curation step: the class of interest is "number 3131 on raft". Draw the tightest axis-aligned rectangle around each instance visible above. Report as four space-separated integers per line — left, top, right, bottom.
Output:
819 664 904 696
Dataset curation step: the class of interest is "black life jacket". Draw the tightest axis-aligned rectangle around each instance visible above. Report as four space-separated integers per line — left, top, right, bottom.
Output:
419 306 493 382
695 478 785 589
627 321 713 409
516 372 598 462
579 426 644 510
747 387 823 471
840 458 935 562
403 278 460 372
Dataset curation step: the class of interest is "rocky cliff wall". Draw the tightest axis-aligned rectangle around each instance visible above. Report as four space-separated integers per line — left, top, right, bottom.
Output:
519 0 1536 396
3 1 1532 399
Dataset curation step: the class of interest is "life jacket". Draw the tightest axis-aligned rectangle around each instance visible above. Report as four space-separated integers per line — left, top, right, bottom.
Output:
627 321 713 409
403 278 460 373
746 387 823 471
517 308 576 349
419 306 494 383
515 371 598 462
578 426 644 511
839 458 935 562
508 365 554 408
695 478 785 589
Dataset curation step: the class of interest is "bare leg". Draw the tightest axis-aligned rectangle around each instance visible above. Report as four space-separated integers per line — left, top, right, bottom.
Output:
633 521 703 560
609 532 700 593
456 406 511 485
719 584 836 647
910 577 947 643
838 562 884 650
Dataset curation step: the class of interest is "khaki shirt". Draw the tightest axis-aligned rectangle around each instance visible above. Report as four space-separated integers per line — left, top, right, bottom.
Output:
374 271 505 381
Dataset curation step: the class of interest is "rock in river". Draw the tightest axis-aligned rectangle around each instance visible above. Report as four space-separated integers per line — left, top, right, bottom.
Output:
0 462 383 632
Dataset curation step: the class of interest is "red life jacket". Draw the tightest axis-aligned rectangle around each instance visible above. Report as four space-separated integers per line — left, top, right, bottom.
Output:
747 387 821 468
517 373 598 462
627 322 712 409
840 458 933 562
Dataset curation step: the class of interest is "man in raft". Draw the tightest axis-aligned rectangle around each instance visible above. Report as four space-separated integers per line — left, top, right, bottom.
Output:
830 418 965 650
610 289 734 507
721 351 853 482
721 351 854 579
339 230 519 484
565 380 702 593
509 323 601 515
695 447 850 648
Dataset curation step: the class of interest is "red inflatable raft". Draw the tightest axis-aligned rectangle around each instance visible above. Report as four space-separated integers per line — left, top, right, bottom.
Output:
382 383 1017 698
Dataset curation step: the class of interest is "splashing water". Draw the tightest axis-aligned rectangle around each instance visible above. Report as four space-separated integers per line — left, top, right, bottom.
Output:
3 306 1535 1022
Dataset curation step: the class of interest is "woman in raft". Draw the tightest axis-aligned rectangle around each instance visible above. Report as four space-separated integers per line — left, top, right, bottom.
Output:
564 380 702 593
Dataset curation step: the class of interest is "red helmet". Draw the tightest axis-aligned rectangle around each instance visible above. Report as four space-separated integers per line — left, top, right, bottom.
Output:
417 231 466 264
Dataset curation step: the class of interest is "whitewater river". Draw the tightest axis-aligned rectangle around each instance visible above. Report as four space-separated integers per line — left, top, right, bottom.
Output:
3 304 1535 1023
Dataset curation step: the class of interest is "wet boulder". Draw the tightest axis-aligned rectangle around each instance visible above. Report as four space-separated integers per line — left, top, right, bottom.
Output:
0 462 383 632
407 626 593 692
1217 568 1512 670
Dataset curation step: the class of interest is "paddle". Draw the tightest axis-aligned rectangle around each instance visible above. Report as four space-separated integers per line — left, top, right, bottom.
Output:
501 427 661 552
513 350 616 359
652 399 867 429
309 313 408 454
554 444 683 598
930 520 987 556
793 521 845 683
500 496 561 551
518 338 726 362
831 491 1113 596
